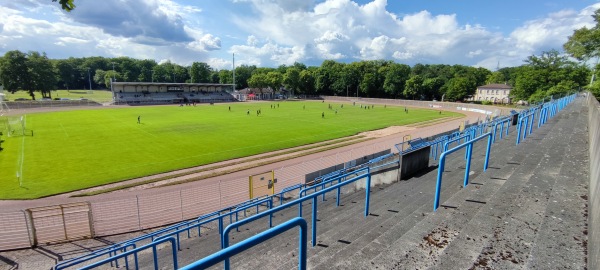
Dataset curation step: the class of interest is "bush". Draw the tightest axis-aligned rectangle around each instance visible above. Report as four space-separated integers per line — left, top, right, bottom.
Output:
481 100 492 105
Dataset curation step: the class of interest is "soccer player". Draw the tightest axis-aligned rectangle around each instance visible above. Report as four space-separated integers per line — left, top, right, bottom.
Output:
137 116 141 124
322 112 324 118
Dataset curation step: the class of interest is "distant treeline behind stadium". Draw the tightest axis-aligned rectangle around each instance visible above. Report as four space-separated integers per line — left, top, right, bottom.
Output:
0 49 593 102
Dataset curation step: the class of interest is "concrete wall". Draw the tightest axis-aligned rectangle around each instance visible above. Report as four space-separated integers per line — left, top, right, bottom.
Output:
400 146 431 180
354 155 400 191
588 94 600 270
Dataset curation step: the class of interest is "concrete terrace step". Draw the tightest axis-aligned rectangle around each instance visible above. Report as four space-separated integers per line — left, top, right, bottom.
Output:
315 135 527 269
237 123 524 269
324 130 548 269
304 134 525 269
131 102 584 270
526 102 589 269
230 130 505 269
418 102 587 270
229 119 524 269
256 132 515 269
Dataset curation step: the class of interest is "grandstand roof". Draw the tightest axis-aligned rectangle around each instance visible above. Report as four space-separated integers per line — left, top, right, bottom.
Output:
111 82 233 88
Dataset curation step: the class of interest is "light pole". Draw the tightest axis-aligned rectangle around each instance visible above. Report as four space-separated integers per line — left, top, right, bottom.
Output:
111 62 116 81
87 68 92 90
151 70 155 83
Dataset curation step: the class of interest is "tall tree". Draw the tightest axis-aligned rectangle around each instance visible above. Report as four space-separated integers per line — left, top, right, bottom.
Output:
190 62 212 83
0 50 30 94
564 9 600 62
283 67 301 95
404 75 424 99
27 52 58 98
54 0 75 11
382 63 410 98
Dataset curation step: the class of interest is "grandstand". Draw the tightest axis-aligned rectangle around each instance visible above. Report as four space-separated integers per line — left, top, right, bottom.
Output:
0 94 595 269
111 82 236 105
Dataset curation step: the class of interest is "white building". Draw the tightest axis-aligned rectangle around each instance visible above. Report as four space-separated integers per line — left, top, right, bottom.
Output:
471 83 512 104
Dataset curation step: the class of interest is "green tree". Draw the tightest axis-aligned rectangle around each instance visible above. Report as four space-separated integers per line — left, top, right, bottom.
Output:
299 69 315 95
564 9 600 62
190 62 212 83
218 70 233 84
104 70 122 88
404 75 423 99
283 67 301 96
94 69 107 85
0 50 30 95
486 71 507 84
247 73 269 92
266 71 283 91
54 58 78 89
234 65 256 89
382 63 410 98
444 77 475 101
54 0 75 11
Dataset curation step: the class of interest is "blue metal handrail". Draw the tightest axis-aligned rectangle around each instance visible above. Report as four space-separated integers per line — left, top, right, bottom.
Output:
181 217 307 270
434 132 493 211
78 237 178 270
153 197 274 250
55 242 137 270
55 210 219 270
278 184 304 205
222 168 371 269
491 117 511 143
300 167 370 209
443 133 471 160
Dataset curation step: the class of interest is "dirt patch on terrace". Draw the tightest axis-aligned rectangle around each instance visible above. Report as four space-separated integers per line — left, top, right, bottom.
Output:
359 126 416 138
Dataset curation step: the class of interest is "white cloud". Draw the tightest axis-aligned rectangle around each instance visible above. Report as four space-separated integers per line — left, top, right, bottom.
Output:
1 0 599 71
510 4 600 52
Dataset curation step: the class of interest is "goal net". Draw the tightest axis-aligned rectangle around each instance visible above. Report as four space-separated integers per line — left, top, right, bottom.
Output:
6 115 26 137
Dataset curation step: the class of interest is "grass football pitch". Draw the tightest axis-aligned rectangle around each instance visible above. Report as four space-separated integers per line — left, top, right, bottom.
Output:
0 101 462 199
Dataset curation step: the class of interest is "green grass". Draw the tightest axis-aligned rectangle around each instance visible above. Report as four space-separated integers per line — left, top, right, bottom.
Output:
3 90 113 103
0 101 462 199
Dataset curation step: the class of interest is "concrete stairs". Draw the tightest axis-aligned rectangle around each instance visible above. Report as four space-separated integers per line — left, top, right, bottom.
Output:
135 100 587 270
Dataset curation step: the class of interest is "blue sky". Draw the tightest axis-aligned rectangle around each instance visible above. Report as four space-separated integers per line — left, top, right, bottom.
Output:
0 0 599 70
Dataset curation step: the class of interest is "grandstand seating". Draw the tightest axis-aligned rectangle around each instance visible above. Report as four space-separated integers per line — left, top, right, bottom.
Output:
114 91 236 105
53 95 588 269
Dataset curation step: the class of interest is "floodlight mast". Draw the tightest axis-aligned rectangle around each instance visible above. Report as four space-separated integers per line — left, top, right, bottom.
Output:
232 53 236 92
87 68 92 90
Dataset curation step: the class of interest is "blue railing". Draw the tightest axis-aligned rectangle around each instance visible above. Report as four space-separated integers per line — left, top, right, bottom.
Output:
153 197 275 250
181 217 307 270
54 242 138 270
54 211 220 270
78 237 178 270
278 184 304 205
491 116 511 143
300 168 370 209
222 167 371 269
434 132 493 211
515 94 576 145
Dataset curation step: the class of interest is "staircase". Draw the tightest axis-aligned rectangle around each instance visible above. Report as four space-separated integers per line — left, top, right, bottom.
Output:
137 99 588 269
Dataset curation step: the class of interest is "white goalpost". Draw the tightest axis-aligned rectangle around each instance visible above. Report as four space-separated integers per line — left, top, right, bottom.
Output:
0 92 9 116
6 115 26 137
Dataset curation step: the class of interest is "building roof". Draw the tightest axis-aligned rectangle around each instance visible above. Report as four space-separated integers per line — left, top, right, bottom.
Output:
477 83 512 89
111 82 232 88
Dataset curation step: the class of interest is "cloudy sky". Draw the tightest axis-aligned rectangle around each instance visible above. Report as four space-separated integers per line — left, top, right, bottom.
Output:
0 0 599 70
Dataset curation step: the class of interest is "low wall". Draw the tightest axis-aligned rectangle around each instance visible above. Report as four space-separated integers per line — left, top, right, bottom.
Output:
323 96 514 116
4 100 102 110
588 94 600 270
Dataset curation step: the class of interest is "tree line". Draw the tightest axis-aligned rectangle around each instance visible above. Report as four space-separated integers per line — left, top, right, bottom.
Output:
5 5 600 104
0 50 590 102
